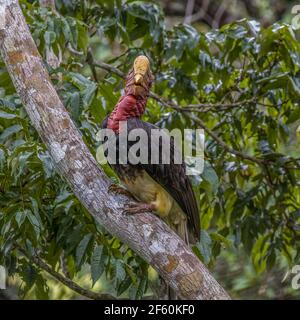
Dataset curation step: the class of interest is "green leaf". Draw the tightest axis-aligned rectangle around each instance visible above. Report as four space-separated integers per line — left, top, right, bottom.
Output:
251 234 270 273
91 245 105 286
67 91 81 121
126 1 164 43
135 276 147 300
44 31 56 46
287 106 300 124
82 83 97 108
210 232 232 248
34 275 49 300
196 230 212 265
117 276 132 296
201 162 219 194
27 211 41 237
0 110 17 119
0 147 5 169
0 124 22 142
76 234 93 268
15 211 26 228
115 260 126 282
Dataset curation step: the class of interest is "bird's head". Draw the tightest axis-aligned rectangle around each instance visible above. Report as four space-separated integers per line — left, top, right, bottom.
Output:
125 55 153 99
107 56 153 132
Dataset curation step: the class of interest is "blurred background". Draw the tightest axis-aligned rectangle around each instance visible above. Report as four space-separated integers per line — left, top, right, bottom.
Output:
159 0 298 29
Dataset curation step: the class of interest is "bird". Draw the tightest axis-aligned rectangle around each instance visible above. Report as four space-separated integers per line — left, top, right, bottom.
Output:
101 55 200 245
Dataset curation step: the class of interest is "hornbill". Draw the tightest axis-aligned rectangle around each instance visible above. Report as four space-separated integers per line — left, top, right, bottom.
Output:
101 55 200 245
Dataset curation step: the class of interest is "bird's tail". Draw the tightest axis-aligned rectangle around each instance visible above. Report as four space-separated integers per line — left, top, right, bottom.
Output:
177 218 189 246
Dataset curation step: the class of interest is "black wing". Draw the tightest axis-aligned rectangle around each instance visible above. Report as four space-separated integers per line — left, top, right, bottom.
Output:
127 118 200 241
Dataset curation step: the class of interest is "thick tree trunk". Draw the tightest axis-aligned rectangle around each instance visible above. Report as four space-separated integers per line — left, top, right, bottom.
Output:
0 0 230 300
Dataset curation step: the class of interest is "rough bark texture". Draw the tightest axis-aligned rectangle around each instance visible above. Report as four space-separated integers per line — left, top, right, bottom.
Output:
0 0 230 300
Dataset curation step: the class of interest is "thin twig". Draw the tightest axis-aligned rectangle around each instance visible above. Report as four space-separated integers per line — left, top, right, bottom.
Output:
184 0 195 24
181 98 257 111
17 246 116 300
92 60 261 110
183 112 264 165
87 50 99 82
93 60 125 78
68 43 84 56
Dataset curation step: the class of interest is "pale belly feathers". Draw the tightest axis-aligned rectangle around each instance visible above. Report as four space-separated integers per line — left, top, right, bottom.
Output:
121 169 186 227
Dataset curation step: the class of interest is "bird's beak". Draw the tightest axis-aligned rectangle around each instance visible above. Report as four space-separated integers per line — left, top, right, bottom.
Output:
133 55 150 86
134 74 143 86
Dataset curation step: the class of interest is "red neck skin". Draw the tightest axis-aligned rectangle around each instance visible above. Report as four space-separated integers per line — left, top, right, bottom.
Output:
107 69 152 133
107 95 147 133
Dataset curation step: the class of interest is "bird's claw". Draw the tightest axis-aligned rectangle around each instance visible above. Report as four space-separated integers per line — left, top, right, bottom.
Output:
123 202 154 215
108 184 133 198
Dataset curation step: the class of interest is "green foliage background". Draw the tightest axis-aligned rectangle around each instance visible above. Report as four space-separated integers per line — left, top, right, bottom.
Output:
0 0 300 299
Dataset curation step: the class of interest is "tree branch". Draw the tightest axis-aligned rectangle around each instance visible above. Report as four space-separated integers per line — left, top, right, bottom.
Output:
17 246 115 300
0 0 230 300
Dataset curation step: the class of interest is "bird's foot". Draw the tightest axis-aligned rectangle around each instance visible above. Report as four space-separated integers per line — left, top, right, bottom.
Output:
108 184 133 198
123 202 155 215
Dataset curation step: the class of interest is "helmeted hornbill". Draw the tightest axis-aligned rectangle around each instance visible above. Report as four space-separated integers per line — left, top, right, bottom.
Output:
101 55 200 245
